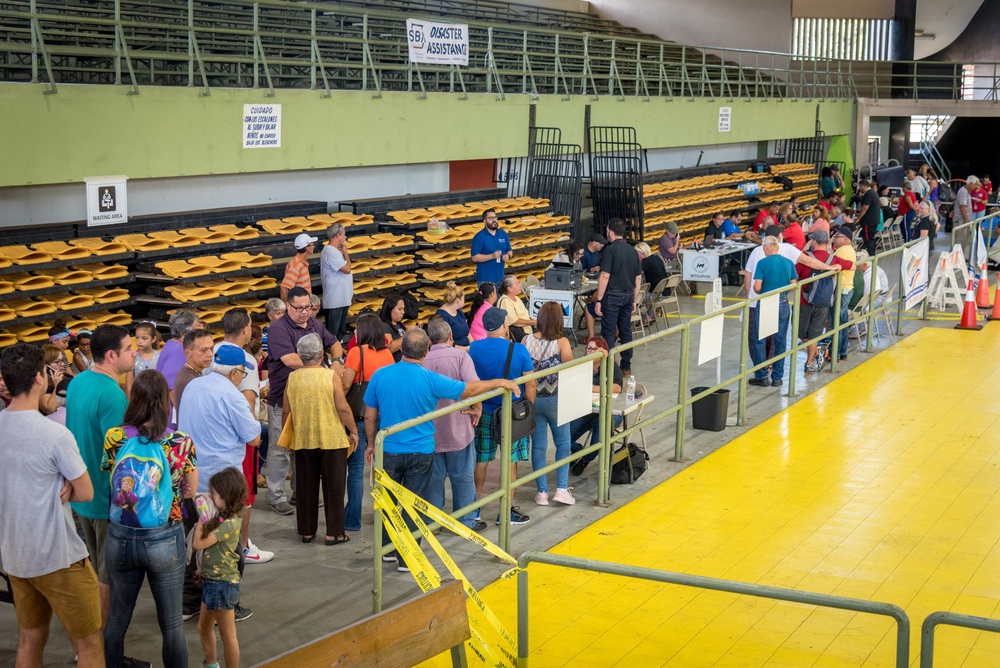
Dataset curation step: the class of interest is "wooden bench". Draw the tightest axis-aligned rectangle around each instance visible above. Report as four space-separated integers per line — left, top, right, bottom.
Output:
254 580 469 668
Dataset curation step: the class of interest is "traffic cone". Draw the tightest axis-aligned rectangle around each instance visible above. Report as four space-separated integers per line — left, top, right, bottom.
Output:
956 279 984 330
987 281 1000 321
976 264 992 308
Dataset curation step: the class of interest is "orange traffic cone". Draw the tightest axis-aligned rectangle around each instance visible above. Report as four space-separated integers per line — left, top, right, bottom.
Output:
976 264 992 308
957 279 984 330
988 281 1000 321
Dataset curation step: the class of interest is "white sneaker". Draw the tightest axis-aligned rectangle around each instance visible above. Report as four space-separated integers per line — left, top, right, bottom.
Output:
551 488 576 505
243 539 274 565
534 491 549 506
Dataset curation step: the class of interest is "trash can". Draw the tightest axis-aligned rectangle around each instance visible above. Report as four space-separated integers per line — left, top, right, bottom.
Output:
690 387 729 431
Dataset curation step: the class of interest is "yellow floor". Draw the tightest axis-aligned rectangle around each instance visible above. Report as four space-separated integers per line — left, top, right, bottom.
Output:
461 327 1000 667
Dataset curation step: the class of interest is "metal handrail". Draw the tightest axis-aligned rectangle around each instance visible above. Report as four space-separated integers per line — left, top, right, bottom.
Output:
920 611 1000 667
950 211 1000 264
517 551 911 667
6 0 1000 100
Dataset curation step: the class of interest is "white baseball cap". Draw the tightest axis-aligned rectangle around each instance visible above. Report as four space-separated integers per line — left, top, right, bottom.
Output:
294 233 318 250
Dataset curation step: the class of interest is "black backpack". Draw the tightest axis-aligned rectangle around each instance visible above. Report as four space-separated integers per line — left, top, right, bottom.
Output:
610 443 649 484
936 180 955 203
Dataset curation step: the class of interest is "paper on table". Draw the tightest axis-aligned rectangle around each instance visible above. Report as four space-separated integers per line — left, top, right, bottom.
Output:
758 293 779 339
698 313 725 365
557 363 592 425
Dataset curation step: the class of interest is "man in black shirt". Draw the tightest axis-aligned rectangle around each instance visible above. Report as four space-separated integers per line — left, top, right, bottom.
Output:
856 179 881 255
704 213 727 244
594 219 643 375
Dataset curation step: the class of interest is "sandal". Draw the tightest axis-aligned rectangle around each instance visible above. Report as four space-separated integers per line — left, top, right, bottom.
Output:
325 535 351 546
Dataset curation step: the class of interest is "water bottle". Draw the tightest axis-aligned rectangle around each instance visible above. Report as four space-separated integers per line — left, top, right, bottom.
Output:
626 375 636 402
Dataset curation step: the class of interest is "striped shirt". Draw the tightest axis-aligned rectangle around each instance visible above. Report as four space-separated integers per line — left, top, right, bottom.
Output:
281 253 312 292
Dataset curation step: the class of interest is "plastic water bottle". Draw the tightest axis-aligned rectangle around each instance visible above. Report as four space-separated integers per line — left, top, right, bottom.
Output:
626 375 636 402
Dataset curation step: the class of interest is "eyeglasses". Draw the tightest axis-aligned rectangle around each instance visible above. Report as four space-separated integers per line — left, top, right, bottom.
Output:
288 304 312 312
240 370 249 380
585 346 601 352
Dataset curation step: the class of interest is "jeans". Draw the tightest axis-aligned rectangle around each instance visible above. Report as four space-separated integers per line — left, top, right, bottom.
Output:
427 443 477 528
104 522 187 668
325 306 349 343
569 413 623 465
600 291 634 371
380 452 433 561
266 404 294 505
530 394 571 493
344 421 366 532
748 298 790 382
258 420 269 465
824 289 853 358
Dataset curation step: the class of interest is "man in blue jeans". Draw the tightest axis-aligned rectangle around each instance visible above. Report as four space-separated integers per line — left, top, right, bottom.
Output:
749 236 798 387
421 318 488 534
594 218 643 376
364 328 519 572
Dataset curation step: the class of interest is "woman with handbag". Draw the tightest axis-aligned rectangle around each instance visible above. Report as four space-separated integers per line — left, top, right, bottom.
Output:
102 370 197 668
281 334 358 544
341 314 395 532
497 275 536 342
523 302 575 506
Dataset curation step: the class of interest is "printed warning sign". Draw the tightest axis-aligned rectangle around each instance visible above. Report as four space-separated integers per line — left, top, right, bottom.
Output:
242 104 281 148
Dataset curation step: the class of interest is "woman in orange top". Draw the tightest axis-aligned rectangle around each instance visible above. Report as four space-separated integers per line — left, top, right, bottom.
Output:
340 313 395 532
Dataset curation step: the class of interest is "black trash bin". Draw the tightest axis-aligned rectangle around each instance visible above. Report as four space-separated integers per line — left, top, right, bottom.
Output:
690 387 730 431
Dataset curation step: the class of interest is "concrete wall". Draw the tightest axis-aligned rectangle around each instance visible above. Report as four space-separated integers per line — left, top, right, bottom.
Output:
589 0 792 53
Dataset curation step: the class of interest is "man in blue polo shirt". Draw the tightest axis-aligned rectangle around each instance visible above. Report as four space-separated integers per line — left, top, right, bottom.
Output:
470 209 512 285
364 327 519 572
750 235 798 388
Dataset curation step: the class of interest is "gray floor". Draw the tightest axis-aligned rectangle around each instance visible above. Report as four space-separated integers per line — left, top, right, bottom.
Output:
0 248 960 667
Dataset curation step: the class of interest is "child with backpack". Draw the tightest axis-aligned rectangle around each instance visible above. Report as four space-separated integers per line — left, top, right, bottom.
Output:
195 467 247 668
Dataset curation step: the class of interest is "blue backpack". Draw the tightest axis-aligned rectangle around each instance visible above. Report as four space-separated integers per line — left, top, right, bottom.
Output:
108 426 172 528
803 252 836 308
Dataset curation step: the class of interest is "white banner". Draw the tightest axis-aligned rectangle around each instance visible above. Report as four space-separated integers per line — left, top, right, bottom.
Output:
85 175 128 227
698 314 725 366
757 294 779 339
904 237 930 310
242 104 281 149
406 19 469 65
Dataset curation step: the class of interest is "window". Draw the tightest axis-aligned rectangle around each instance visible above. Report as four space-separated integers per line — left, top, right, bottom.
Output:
792 18 893 61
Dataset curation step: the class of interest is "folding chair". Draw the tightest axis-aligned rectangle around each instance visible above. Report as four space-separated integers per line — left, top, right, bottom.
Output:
650 274 683 327
629 283 650 340
888 218 903 248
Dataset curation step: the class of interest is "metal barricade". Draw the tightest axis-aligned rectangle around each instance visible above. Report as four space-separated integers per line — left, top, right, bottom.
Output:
920 611 1000 667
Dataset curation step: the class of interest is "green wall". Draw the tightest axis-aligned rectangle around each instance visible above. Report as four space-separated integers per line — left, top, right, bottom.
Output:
0 83 855 188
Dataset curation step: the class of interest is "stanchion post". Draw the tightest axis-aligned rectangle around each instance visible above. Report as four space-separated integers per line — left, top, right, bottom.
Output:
517 566 530 668
596 354 610 505
830 271 843 372
372 431 385 614
673 326 690 462
499 390 512 554
866 254 879 352
737 299 749 425
788 284 801 396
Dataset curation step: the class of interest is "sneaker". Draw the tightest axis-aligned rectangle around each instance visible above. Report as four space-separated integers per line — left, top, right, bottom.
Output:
397 562 410 573
534 491 549 506
382 554 397 563
814 357 825 373
551 488 576 505
504 507 531 526
770 379 782 387
747 378 768 387
838 355 848 362
269 501 294 516
243 539 274 565
182 610 199 622
570 458 589 476
234 605 253 622
474 509 481 521
472 520 488 533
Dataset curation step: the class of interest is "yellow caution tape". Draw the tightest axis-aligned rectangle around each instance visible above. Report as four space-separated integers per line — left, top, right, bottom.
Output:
373 471 519 667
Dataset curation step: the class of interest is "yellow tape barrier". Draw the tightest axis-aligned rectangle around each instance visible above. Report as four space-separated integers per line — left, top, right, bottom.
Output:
374 470 520 668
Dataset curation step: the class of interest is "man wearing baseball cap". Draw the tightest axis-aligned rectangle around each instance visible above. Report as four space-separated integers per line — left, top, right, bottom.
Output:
280 233 316 301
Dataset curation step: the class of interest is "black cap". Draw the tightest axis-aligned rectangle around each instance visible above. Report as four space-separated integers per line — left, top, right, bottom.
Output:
833 225 853 239
588 233 606 245
763 224 783 238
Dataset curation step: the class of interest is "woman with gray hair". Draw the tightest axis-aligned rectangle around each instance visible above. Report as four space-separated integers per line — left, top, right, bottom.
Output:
281 333 358 544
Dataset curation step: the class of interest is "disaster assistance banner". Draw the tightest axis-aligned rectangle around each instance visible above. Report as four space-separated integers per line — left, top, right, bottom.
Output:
406 18 469 66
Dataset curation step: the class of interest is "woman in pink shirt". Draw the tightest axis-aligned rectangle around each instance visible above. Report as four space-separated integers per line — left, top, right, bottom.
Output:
467 282 497 341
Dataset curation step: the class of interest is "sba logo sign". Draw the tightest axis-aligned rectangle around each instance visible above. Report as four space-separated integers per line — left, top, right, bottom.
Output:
408 22 426 51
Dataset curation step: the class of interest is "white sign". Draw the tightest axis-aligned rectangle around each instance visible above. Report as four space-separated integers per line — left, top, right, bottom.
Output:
903 237 930 310
406 19 469 66
705 278 723 314
242 104 281 149
557 363 593 425
681 251 720 282
718 106 732 132
757 294 779 339
527 287 574 328
85 175 128 227
698 313 725 365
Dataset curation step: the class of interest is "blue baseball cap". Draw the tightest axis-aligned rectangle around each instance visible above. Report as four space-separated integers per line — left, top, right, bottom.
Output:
214 344 254 369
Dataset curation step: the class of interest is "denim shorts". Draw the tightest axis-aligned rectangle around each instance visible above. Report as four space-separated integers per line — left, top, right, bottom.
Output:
202 578 240 611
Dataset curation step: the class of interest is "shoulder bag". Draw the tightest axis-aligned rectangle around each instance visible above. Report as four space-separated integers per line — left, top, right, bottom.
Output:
499 296 527 342
344 346 368 422
490 341 535 445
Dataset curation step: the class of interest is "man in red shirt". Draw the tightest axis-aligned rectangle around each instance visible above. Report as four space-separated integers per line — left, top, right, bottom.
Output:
818 191 838 212
796 229 854 373
752 202 779 233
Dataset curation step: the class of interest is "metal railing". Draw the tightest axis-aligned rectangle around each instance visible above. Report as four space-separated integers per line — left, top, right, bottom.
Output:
516 551 911 667
950 211 1000 264
920 611 1000 667
4 0 1000 100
